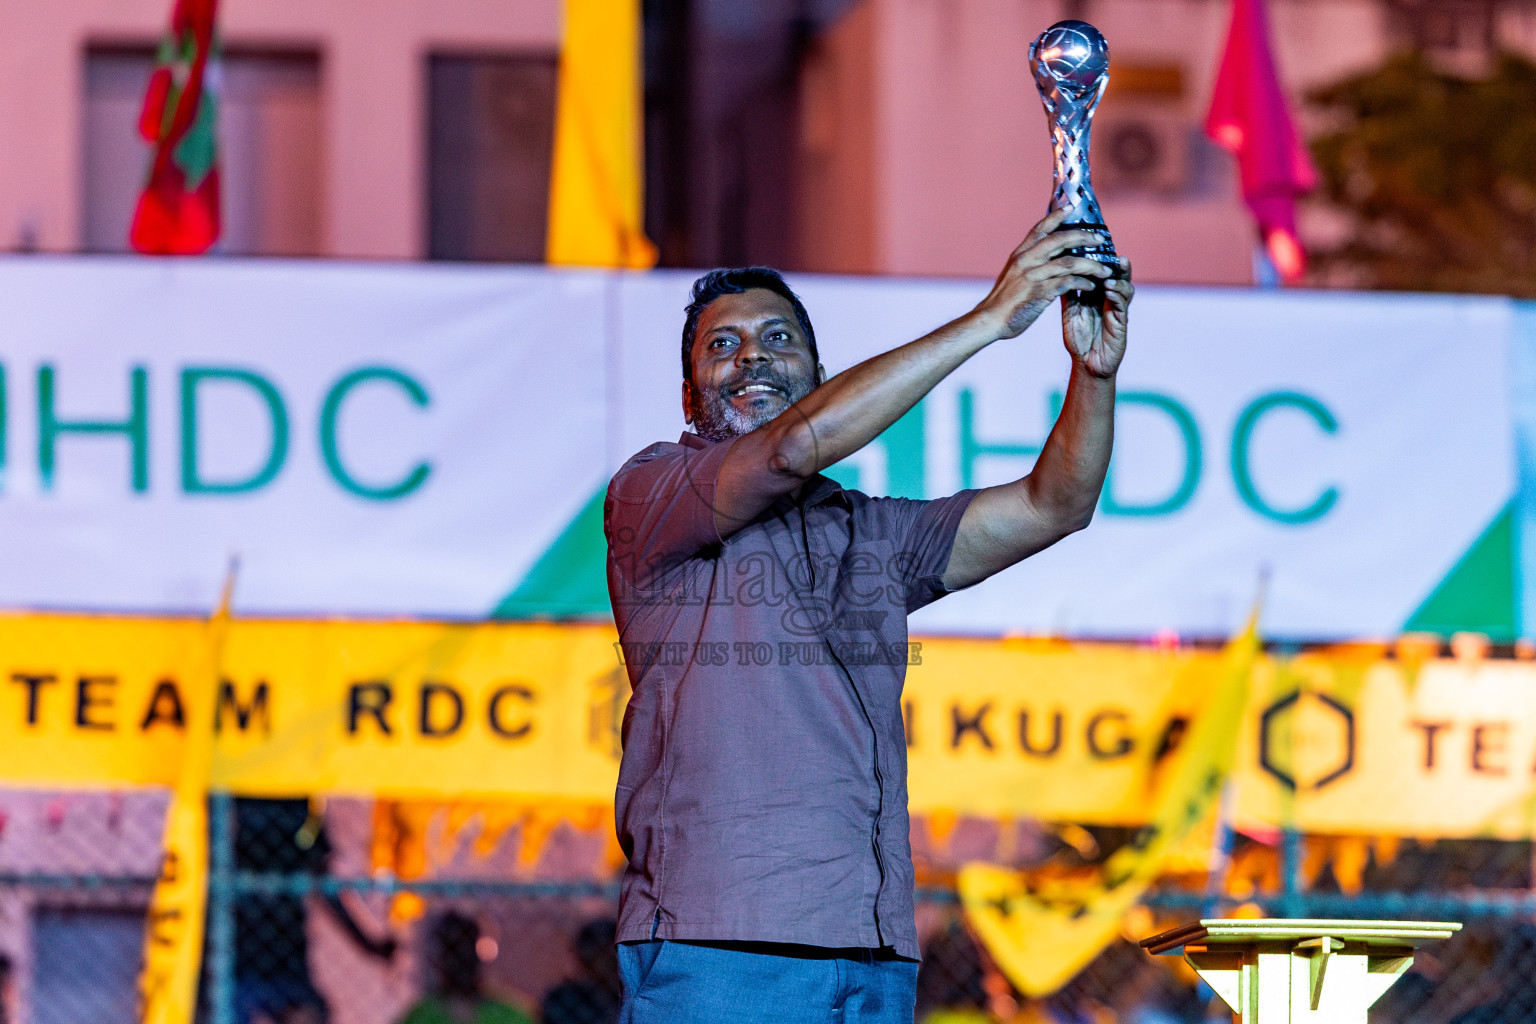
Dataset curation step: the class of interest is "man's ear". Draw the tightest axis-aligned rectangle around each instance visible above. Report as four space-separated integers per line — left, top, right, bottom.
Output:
681 380 693 424
816 362 827 386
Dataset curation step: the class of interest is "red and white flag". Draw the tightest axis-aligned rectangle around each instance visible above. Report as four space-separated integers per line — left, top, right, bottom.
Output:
130 0 221 255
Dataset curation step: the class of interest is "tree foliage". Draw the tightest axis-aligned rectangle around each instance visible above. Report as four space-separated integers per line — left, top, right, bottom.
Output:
1307 51 1536 296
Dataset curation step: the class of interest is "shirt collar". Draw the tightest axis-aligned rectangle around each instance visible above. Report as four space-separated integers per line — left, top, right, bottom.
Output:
677 431 849 509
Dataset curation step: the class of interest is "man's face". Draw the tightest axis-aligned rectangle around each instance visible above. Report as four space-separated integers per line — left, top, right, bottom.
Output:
685 288 819 441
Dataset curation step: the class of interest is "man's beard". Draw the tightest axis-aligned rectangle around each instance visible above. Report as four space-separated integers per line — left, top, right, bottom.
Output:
690 366 817 442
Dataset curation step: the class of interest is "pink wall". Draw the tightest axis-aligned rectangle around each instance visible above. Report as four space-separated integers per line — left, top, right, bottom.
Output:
798 0 1399 286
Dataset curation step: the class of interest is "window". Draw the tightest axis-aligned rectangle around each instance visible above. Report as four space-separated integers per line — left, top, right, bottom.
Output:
83 47 323 256
426 54 558 263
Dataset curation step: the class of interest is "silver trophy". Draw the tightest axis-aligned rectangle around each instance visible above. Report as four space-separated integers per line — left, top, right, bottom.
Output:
1029 20 1120 281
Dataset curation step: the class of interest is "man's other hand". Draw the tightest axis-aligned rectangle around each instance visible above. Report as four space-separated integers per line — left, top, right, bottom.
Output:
1064 260 1133 379
970 209 1115 340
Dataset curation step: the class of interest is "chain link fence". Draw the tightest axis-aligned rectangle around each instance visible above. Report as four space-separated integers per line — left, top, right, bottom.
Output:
2 792 1536 1024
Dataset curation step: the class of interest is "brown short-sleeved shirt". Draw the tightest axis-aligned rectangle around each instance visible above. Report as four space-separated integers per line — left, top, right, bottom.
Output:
604 431 977 959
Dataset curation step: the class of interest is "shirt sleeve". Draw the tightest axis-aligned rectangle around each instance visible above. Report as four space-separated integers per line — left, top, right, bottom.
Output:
875 489 980 613
605 439 733 590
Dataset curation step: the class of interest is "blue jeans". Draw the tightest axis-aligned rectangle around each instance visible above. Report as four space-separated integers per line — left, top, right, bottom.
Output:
618 940 919 1024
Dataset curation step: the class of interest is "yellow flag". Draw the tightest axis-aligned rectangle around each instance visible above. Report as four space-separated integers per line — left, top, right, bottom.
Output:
137 568 235 1024
960 611 1261 996
546 0 657 268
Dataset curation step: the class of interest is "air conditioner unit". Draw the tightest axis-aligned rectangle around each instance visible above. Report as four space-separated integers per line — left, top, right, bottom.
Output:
1092 103 1191 195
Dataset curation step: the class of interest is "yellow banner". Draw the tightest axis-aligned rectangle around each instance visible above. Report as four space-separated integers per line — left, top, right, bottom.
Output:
0 616 624 800
902 637 1229 819
1231 649 1536 838
4 615 1536 839
959 617 1259 996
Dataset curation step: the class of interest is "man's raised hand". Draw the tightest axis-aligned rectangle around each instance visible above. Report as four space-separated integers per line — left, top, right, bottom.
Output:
1064 260 1133 379
971 209 1115 341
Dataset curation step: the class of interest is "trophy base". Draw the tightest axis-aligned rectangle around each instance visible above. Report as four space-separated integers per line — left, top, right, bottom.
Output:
1059 220 1123 279
1057 219 1121 307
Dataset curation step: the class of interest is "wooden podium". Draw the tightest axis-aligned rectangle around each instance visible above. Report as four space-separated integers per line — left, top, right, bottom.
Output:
1140 919 1461 1023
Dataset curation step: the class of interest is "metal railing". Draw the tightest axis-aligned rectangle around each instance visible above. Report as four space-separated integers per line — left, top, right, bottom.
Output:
2 791 1535 1024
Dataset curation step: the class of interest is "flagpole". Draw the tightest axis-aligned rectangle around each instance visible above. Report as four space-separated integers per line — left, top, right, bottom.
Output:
208 559 239 1024
207 791 237 1024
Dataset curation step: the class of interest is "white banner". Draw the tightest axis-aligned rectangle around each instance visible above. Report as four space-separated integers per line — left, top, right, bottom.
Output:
0 259 608 616
0 257 1518 639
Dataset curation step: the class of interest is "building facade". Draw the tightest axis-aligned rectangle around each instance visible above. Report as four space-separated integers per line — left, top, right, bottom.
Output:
0 0 561 260
2 0 1534 281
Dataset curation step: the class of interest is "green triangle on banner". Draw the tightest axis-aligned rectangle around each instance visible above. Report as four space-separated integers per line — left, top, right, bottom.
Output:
500 486 1521 634
1402 500 1516 640
491 484 611 620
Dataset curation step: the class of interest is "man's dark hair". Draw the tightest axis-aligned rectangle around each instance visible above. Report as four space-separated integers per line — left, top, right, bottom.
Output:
681 267 819 386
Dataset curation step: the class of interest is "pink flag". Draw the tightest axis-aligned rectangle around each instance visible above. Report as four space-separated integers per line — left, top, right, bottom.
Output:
1206 0 1317 283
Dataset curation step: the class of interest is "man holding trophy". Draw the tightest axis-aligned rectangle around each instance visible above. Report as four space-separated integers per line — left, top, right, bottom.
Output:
604 22 1132 1024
